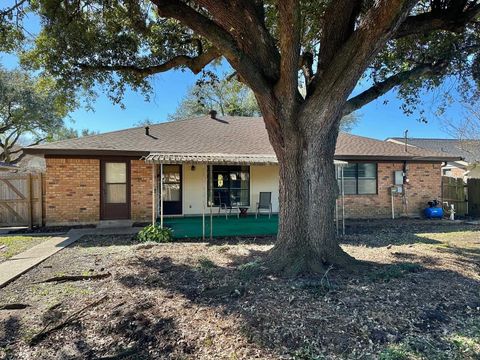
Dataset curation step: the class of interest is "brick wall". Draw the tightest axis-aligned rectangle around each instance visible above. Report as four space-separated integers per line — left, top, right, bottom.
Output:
44 158 441 224
45 158 100 225
342 162 442 218
131 160 154 222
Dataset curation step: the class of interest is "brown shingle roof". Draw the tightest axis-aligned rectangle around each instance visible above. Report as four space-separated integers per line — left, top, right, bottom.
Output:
24 116 459 161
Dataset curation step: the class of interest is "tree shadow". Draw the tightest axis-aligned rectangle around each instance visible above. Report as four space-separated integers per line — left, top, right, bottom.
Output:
0 298 182 359
114 249 480 358
0 316 21 358
72 234 276 249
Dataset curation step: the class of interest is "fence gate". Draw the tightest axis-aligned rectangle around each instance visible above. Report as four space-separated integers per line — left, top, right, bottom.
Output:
0 173 43 227
468 178 480 218
442 176 468 217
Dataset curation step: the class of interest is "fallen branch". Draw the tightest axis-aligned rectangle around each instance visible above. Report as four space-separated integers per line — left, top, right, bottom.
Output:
37 273 111 284
29 295 108 346
96 347 139 360
0 303 29 310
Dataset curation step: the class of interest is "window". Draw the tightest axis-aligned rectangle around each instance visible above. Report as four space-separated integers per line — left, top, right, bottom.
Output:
105 162 127 203
162 165 181 201
338 163 377 195
207 165 250 206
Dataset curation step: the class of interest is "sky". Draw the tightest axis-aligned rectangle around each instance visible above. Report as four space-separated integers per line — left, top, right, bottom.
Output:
0 12 467 141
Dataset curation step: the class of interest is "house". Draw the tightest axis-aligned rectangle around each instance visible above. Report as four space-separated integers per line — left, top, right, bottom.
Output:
23 116 459 226
387 138 480 179
0 145 46 173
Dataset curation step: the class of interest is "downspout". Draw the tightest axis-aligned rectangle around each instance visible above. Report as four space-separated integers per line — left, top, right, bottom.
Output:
403 160 409 217
402 129 409 217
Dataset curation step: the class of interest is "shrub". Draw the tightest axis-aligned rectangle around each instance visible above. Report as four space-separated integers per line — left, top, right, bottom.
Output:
136 225 173 243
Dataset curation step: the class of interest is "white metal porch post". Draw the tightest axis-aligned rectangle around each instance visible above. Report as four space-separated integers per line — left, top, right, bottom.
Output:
209 164 213 240
151 164 156 225
160 163 164 228
341 166 345 236
202 164 205 241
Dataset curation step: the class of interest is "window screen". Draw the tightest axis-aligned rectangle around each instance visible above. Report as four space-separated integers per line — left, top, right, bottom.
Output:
207 165 250 206
338 163 377 195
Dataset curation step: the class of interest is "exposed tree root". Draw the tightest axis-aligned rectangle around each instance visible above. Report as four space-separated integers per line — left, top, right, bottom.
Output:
37 273 111 284
0 303 29 310
265 244 360 276
96 347 138 360
29 295 108 346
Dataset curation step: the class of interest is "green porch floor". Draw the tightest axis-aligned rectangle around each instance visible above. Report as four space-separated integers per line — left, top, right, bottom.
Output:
162 214 278 239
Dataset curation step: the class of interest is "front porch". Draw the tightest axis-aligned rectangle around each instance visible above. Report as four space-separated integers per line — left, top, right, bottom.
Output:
163 214 279 239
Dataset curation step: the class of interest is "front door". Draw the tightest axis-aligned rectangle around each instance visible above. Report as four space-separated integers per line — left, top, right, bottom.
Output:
101 160 130 220
161 164 182 215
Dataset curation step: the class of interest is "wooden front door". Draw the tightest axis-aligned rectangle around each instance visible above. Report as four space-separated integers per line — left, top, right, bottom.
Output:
101 160 130 220
162 164 182 215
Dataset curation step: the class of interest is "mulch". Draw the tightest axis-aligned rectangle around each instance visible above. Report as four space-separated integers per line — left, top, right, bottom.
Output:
0 220 479 359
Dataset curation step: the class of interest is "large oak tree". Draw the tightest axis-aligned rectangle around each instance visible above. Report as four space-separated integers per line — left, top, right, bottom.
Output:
3 0 480 274
0 67 73 163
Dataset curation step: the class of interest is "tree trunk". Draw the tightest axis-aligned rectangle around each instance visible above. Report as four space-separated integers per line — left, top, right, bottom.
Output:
266 110 355 275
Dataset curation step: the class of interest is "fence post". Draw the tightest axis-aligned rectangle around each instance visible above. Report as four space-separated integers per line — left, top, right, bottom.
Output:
27 173 32 229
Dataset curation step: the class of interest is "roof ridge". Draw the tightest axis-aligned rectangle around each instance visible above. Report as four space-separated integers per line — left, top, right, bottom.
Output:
388 137 477 141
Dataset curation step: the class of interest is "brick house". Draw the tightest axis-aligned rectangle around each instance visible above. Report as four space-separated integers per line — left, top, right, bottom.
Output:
387 137 480 180
23 116 459 226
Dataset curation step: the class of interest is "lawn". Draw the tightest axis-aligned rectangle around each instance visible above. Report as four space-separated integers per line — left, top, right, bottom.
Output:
0 236 51 262
0 220 479 359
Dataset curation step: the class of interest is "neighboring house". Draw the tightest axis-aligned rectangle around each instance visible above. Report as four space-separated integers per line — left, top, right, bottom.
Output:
386 138 480 179
23 116 459 226
0 145 46 173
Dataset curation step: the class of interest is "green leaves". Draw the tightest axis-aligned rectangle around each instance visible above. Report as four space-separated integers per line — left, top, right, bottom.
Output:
2 0 480 122
168 71 260 120
0 66 75 161
136 224 174 243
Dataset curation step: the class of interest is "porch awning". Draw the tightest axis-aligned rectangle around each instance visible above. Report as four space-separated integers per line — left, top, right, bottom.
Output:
144 152 348 166
144 153 278 165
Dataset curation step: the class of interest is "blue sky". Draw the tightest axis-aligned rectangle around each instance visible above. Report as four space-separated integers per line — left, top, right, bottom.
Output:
0 13 465 141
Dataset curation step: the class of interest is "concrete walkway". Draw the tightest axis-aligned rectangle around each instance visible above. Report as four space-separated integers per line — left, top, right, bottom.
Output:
0 227 140 288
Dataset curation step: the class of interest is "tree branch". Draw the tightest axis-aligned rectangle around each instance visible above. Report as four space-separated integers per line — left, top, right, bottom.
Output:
300 0 417 136
344 62 448 116
0 0 27 17
193 0 280 81
309 0 417 106
317 0 362 76
78 48 220 76
275 0 302 114
151 0 274 95
395 4 480 38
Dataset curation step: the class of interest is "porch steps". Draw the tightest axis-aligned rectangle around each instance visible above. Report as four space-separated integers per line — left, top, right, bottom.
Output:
96 220 134 229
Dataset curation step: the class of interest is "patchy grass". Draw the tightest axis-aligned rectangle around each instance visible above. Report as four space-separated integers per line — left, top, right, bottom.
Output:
0 219 479 359
368 262 422 282
0 236 50 261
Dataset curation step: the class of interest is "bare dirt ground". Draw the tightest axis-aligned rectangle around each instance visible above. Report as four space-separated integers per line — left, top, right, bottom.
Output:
0 219 479 359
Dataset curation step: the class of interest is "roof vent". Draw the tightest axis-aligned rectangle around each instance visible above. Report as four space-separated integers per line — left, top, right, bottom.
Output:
145 126 150 136
209 110 217 119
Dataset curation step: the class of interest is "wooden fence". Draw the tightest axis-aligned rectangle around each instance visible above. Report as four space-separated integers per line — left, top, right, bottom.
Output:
442 176 468 217
468 178 480 218
0 173 43 227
